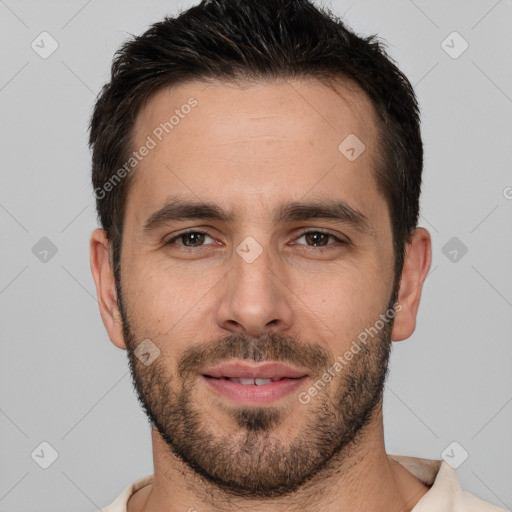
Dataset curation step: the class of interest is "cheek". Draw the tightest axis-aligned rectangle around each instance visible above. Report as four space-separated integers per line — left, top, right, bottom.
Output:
121 258 216 340
296 259 391 352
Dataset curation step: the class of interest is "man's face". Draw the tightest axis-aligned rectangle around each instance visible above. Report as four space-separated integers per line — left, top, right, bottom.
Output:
117 79 396 496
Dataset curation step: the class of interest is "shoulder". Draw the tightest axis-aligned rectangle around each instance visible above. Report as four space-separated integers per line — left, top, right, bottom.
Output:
456 489 507 511
388 454 506 512
100 474 154 512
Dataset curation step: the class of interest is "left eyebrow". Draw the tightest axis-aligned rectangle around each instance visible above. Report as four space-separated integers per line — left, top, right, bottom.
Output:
272 200 374 234
142 196 374 235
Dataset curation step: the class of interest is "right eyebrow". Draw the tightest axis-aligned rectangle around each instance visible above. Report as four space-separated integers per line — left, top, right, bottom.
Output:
143 197 235 234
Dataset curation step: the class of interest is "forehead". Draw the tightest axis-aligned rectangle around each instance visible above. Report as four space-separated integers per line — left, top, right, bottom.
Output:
133 77 377 153
127 77 383 224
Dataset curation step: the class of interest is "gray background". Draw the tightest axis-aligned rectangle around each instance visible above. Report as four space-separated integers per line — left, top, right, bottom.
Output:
0 0 511 510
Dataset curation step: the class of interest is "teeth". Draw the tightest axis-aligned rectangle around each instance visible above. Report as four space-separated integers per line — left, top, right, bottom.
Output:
255 378 272 385
226 377 276 385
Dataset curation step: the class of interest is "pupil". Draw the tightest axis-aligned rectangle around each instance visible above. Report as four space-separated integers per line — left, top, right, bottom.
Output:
184 233 204 246
306 232 328 247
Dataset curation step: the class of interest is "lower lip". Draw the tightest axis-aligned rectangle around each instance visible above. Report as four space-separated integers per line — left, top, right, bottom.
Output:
201 375 308 406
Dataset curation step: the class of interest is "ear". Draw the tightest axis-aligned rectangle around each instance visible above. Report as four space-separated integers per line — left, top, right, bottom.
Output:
391 228 432 342
90 228 127 349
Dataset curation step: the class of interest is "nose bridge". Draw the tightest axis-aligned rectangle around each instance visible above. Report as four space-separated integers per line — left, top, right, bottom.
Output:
233 236 273 291
216 235 294 335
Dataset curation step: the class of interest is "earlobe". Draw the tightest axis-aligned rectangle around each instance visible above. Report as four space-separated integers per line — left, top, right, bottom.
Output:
90 228 127 350
391 228 432 342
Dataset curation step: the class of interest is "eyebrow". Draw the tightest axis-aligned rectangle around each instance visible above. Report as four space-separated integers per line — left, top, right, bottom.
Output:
142 195 374 234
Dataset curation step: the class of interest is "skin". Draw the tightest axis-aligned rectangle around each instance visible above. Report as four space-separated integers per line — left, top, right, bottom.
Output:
90 78 432 512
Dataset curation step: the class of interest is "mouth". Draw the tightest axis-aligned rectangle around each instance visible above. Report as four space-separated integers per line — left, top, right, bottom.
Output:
200 360 309 405
206 376 293 385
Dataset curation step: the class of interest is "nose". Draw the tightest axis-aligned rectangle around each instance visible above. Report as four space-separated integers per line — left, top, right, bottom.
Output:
215 241 294 338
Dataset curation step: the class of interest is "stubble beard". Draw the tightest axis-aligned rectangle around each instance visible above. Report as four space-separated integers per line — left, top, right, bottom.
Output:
118 284 393 498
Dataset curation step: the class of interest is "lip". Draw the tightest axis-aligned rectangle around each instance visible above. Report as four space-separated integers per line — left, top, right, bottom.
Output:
201 360 310 380
201 375 309 405
200 360 310 406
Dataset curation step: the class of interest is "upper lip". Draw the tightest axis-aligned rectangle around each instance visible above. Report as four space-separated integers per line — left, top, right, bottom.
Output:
201 361 309 380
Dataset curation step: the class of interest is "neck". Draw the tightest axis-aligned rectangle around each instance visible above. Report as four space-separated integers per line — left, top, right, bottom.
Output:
129 405 429 512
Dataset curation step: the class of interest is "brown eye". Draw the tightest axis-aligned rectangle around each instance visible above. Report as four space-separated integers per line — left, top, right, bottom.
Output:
304 232 330 247
295 231 344 248
165 231 214 247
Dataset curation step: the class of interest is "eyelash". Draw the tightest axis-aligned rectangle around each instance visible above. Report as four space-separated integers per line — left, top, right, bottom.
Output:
163 229 348 250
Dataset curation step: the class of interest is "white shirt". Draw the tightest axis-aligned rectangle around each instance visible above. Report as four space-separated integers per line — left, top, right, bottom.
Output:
100 454 506 511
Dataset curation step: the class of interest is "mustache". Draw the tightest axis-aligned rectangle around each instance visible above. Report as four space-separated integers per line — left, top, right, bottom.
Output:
177 331 332 379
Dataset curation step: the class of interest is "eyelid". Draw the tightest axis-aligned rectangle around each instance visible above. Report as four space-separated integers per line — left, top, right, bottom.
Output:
293 228 349 246
163 228 349 248
163 229 215 246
